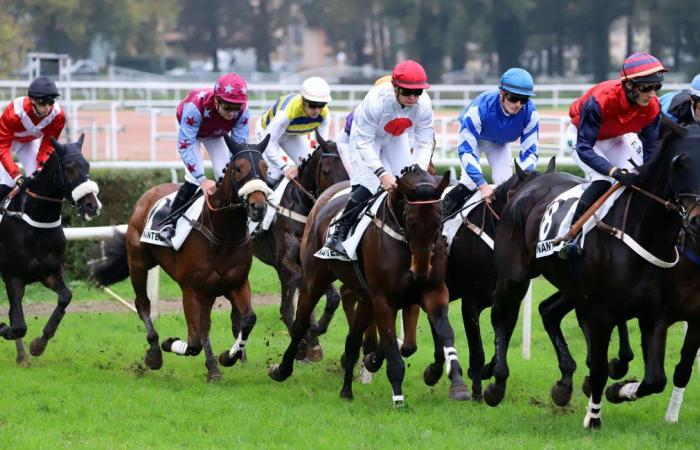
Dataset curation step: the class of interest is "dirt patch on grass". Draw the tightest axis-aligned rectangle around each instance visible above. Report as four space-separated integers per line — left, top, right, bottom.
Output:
0 294 279 316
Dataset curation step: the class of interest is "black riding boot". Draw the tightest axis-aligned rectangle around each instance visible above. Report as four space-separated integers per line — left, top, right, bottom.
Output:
324 185 373 257
0 184 12 205
159 181 199 244
558 180 611 260
441 183 475 219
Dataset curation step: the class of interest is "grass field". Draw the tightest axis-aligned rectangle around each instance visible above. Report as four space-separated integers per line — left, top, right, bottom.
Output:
1 264 699 449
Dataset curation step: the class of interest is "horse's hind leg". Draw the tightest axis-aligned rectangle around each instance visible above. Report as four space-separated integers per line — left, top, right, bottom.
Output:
461 297 486 401
0 275 28 364
316 283 342 336
665 321 700 423
130 258 162 370
399 304 419 358
219 280 257 369
538 291 577 406
340 299 374 401
30 272 71 357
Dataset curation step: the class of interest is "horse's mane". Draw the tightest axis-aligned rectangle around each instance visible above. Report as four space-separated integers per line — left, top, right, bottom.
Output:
635 116 688 186
297 145 319 175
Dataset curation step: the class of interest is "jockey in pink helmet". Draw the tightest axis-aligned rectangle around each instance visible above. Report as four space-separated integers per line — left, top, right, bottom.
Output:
159 73 250 244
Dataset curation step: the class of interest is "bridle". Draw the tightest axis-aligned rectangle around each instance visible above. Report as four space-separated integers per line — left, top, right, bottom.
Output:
288 146 341 203
385 180 442 254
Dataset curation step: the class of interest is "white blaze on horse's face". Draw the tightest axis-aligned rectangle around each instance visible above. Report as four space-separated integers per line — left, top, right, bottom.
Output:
71 179 102 221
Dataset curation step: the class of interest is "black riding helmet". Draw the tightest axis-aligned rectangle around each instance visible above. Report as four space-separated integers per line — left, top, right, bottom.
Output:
27 76 60 99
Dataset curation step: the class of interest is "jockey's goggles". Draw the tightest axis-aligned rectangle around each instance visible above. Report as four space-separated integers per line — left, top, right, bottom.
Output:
503 91 529 105
398 87 424 97
31 96 56 106
305 100 327 109
216 97 243 112
633 82 663 93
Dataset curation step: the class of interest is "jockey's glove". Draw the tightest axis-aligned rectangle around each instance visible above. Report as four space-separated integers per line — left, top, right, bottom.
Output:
611 168 638 187
14 175 26 187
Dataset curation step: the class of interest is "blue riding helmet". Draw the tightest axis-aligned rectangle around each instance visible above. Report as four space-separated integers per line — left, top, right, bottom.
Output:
499 68 535 97
690 74 700 98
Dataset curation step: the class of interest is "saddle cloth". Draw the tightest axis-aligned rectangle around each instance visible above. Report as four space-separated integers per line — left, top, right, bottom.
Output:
535 183 626 258
247 178 290 235
441 185 493 254
140 191 204 251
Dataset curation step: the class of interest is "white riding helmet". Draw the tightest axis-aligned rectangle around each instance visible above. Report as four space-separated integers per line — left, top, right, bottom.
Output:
300 77 332 103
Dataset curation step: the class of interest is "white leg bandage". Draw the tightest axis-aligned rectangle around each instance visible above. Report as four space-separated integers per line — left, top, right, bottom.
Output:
583 398 602 428
618 381 640 400
444 346 459 376
665 386 685 423
170 339 188 355
392 394 404 406
228 333 246 358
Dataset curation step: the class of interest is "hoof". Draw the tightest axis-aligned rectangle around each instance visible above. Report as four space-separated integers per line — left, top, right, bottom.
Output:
306 345 323 362
582 376 592 398
423 363 443 387
363 352 383 373
551 381 573 407
608 358 629 380
207 371 223 383
605 380 638 404
268 364 291 382
15 339 27 365
393 397 405 408
483 383 505 407
29 337 47 357
583 415 602 430
471 389 483 402
340 389 354 401
449 383 471 401
144 347 163 370
218 350 243 367
359 363 373 384
400 343 417 358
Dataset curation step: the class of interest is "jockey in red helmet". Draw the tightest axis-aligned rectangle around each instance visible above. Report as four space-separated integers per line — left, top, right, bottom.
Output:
159 73 250 244
321 60 435 260
559 52 667 259
0 76 65 202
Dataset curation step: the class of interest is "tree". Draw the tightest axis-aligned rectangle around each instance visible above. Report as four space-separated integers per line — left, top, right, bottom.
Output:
0 3 34 77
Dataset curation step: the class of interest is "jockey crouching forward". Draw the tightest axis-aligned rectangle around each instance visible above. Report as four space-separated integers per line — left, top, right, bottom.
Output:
159 73 250 244
256 77 332 186
659 73 700 126
442 68 540 218
0 76 65 202
323 60 435 259
559 52 666 259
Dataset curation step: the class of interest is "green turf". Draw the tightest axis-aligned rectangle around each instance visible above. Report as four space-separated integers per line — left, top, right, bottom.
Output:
0 277 698 448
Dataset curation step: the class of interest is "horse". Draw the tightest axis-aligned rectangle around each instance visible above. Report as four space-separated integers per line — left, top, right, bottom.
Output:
91 135 270 382
269 165 471 405
484 121 700 428
252 131 348 361
0 134 101 363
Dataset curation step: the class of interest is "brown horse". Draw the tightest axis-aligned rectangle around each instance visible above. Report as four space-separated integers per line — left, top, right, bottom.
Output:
252 132 348 360
269 165 471 405
92 135 270 382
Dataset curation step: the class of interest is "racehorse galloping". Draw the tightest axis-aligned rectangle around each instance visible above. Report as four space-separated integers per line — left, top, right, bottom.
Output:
269 165 471 405
485 121 700 428
0 134 101 363
92 136 270 382
252 131 348 360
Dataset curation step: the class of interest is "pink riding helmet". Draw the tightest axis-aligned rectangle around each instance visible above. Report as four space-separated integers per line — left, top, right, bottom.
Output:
214 73 248 104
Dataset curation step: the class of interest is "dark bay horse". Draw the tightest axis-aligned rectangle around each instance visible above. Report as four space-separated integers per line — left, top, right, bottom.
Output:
269 165 471 405
0 134 101 363
485 121 700 428
92 136 270 382
252 132 348 360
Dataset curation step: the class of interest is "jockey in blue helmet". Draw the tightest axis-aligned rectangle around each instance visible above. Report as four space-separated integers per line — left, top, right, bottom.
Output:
659 73 700 126
442 68 539 218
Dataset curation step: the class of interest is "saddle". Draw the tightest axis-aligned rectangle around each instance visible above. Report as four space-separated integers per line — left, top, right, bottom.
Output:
140 191 205 250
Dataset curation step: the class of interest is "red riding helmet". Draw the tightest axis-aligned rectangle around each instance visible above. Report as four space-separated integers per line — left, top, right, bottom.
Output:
392 60 430 89
620 52 667 83
214 73 248 104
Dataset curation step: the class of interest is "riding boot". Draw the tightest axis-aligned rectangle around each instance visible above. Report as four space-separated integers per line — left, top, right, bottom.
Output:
0 184 12 205
441 183 475 219
159 181 199 244
324 185 373 257
558 180 611 260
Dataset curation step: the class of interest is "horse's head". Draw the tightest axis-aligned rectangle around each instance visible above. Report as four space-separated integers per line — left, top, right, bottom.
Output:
223 134 272 222
396 164 450 279
496 157 555 208
663 123 700 235
48 134 102 221
313 130 349 193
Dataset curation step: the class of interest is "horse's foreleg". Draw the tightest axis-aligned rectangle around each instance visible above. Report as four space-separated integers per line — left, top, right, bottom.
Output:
30 273 71 357
461 296 485 401
372 297 405 407
0 276 28 345
277 266 296 332
316 283 342 336
484 279 530 407
400 304 419 358
665 321 700 423
203 337 222 382
219 280 256 368
582 316 614 429
423 286 470 401
608 321 634 380
161 288 208 358
131 260 162 370
538 291 577 406
340 299 374 401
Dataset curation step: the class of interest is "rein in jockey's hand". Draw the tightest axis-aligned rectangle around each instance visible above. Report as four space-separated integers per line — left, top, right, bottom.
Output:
479 183 494 204
379 173 398 192
283 165 299 180
201 179 216 196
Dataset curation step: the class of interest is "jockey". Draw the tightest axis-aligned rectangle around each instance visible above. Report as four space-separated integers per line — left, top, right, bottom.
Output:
442 68 540 217
323 60 434 258
659 73 700 126
159 73 250 244
559 52 666 259
256 77 332 186
0 76 65 202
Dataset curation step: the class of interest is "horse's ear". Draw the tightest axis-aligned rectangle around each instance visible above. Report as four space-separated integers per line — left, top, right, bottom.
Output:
50 136 61 150
514 159 526 180
77 133 85 148
223 134 238 155
436 171 450 194
315 130 328 149
546 157 556 173
257 134 271 154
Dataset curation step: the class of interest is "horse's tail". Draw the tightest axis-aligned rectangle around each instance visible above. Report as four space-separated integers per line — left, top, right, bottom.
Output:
90 232 129 286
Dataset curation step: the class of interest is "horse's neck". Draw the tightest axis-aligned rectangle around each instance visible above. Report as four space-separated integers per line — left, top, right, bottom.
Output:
205 204 248 237
17 168 64 223
615 188 680 254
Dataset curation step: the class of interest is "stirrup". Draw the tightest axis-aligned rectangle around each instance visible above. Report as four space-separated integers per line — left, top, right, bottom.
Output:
159 224 175 245
558 235 582 261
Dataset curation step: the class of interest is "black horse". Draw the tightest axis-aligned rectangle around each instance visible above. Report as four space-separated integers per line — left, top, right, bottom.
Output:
484 121 700 428
252 132 348 360
0 134 101 363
